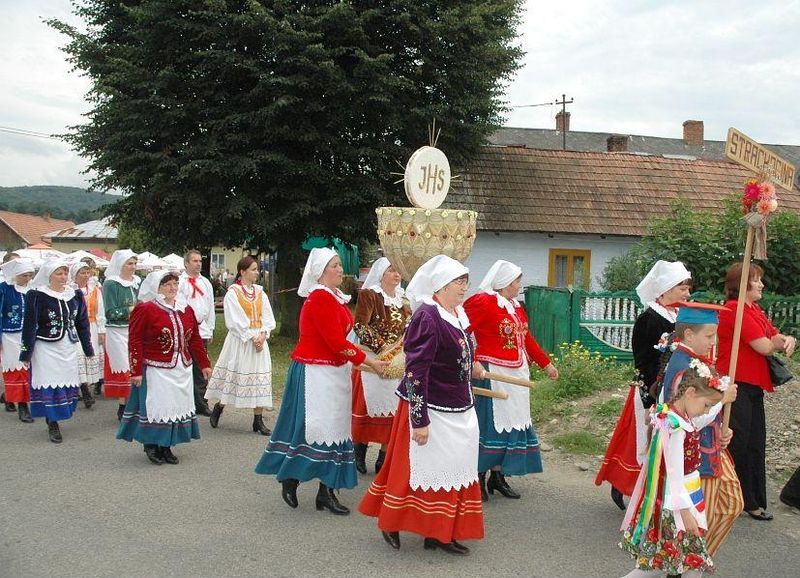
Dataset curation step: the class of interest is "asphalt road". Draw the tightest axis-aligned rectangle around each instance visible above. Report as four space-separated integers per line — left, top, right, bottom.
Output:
1 398 798 578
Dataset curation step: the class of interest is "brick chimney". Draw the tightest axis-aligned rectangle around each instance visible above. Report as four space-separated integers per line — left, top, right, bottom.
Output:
683 120 704 146
555 110 570 132
607 134 629 152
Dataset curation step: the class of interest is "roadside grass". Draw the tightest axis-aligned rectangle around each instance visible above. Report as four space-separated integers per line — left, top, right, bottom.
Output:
552 431 607 455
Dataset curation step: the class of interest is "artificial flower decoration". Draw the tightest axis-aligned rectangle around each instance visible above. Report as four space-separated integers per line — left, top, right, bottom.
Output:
741 177 779 216
689 358 712 379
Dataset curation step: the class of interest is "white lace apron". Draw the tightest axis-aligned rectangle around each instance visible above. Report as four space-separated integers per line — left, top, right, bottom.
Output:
360 351 401 417
487 362 533 433
105 326 130 373
145 363 195 423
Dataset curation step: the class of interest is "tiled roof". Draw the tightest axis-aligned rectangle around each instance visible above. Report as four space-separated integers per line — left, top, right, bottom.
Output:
0 210 75 245
489 127 800 189
443 147 800 237
44 217 118 241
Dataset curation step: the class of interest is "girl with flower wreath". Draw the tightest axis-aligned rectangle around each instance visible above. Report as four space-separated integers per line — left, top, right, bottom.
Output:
619 363 729 577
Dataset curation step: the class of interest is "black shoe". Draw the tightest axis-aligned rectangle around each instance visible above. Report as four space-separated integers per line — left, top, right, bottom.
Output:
478 472 488 502
611 486 626 511
209 402 223 428
17 403 34 423
2 393 16 412
423 537 469 555
381 531 400 550
281 479 299 509
80 384 95 409
252 414 271 436
47 420 62 444
450 540 470 553
159 446 179 465
144 444 164 465
117 404 125 421
93 382 102 396
315 483 349 515
195 403 212 417
487 471 520 499
375 449 386 474
746 509 774 521
354 443 368 474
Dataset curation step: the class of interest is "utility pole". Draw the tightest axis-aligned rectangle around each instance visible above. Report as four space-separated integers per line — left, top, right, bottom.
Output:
555 94 574 150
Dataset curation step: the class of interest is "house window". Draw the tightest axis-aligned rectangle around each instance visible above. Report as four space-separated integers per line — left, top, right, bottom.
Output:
210 253 225 272
548 249 591 288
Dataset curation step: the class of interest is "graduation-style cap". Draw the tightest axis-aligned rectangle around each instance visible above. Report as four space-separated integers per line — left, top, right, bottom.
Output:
675 301 728 325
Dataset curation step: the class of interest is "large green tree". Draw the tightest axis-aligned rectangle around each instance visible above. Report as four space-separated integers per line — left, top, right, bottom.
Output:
50 0 523 333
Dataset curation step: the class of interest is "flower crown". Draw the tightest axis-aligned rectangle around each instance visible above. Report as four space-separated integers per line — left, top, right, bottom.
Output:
688 358 729 391
654 332 680 353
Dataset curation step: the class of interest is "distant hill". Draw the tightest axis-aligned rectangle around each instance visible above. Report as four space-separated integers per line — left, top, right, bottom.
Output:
0 186 119 223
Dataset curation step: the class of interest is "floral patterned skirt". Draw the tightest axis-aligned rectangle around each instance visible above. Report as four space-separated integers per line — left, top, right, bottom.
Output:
620 509 714 574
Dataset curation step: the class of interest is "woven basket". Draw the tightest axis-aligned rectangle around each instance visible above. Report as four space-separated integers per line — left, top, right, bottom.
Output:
376 207 478 281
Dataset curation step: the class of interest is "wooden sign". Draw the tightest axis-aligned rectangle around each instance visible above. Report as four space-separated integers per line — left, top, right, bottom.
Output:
726 127 796 190
404 146 451 209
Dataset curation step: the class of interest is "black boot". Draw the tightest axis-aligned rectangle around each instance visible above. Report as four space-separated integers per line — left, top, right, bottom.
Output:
209 402 223 428
375 449 387 474
487 470 520 499
17 403 34 423
160 446 179 465
252 414 271 436
478 472 489 502
2 393 16 412
381 531 400 550
117 403 125 421
80 384 95 409
281 479 299 508
144 444 164 465
354 442 368 474
423 537 469 555
315 482 349 515
611 486 626 511
47 420 62 443
93 381 102 396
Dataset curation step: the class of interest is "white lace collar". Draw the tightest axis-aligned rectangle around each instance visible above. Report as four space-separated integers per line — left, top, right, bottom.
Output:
107 275 141 288
422 296 469 330
155 294 186 312
648 301 678 323
485 289 519 315
14 284 30 294
40 286 76 301
368 285 405 308
309 283 351 304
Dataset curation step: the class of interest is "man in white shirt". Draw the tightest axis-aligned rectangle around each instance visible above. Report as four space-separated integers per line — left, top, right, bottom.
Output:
178 249 216 416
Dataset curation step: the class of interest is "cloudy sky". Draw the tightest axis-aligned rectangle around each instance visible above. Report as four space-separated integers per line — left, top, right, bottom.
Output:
1 0 798 188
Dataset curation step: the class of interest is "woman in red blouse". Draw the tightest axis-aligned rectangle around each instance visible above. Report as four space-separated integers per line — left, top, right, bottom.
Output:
717 262 796 521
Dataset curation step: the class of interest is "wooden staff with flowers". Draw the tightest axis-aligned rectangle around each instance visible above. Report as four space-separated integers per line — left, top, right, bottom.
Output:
722 128 797 431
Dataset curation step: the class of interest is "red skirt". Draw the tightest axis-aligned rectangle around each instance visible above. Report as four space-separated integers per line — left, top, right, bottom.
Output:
351 370 393 445
594 386 642 496
358 400 484 543
3 369 30 403
103 351 130 399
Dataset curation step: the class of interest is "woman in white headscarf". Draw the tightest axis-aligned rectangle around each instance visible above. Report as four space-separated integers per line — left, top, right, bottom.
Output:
0 258 36 422
256 248 387 516
359 255 486 555
20 259 94 443
595 260 691 509
117 270 212 465
351 257 411 475
102 249 139 420
464 260 559 501
70 261 106 408
205 255 276 435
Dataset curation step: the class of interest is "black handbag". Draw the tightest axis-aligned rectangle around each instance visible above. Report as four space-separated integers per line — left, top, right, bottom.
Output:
767 355 793 387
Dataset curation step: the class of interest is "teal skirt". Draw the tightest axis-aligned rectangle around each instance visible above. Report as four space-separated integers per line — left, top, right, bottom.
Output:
255 361 357 490
473 371 543 476
116 374 200 447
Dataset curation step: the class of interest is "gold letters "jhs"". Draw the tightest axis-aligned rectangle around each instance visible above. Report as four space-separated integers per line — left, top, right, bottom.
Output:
417 164 446 195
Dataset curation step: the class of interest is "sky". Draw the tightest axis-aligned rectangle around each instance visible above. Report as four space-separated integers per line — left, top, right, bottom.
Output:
1 0 799 188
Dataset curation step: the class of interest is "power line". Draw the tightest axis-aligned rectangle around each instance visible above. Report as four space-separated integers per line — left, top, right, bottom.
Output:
509 101 553 108
0 125 63 140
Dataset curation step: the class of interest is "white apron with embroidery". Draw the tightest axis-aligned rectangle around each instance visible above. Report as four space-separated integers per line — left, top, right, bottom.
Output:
409 407 479 491
488 362 533 433
145 363 194 423
360 351 401 417
304 363 352 445
30 337 80 389
2 332 26 372
105 326 130 373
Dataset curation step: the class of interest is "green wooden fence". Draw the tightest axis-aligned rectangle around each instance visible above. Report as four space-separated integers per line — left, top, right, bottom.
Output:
524 286 800 362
